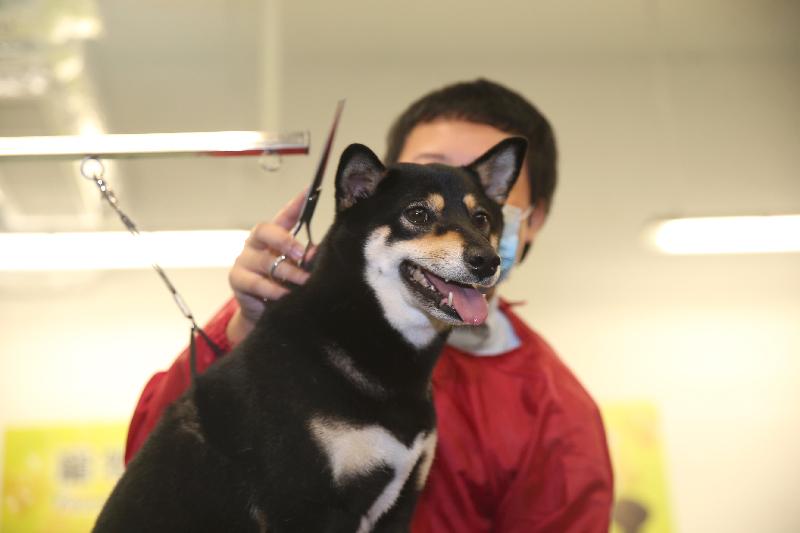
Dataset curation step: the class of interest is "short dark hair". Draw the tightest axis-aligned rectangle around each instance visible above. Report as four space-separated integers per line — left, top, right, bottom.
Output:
385 78 557 214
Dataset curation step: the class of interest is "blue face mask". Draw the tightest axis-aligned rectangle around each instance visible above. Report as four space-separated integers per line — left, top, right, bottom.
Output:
497 204 532 284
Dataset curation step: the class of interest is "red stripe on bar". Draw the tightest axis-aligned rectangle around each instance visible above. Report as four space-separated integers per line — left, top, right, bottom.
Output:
208 147 310 157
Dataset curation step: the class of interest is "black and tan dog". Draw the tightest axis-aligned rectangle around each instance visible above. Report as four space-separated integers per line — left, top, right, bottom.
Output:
94 137 526 532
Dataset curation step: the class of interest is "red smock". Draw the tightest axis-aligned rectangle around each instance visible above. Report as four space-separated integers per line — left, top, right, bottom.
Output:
125 299 613 532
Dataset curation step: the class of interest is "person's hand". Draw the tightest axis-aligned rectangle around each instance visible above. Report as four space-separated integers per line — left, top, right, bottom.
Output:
226 189 316 344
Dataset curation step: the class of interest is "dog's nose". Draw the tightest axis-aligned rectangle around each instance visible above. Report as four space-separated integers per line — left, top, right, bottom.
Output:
465 247 501 278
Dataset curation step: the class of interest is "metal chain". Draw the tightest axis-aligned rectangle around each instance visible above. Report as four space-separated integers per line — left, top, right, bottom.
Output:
80 156 222 372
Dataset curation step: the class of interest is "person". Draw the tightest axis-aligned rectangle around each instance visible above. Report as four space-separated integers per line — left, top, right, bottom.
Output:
124 79 614 532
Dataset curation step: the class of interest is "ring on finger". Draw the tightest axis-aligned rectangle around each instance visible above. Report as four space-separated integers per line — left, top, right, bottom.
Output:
269 254 288 281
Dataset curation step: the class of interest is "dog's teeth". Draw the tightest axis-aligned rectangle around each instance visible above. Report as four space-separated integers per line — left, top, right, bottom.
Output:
411 267 436 292
448 291 453 307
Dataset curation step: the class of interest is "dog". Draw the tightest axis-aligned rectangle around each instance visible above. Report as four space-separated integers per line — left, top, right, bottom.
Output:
93 136 527 532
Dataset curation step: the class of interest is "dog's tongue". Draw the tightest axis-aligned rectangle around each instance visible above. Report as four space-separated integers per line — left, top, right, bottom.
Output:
424 271 488 325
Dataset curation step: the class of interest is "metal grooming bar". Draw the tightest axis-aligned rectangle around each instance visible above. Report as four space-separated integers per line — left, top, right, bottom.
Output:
0 131 310 160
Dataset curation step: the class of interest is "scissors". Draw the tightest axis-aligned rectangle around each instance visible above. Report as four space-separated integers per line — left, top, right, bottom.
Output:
291 99 345 269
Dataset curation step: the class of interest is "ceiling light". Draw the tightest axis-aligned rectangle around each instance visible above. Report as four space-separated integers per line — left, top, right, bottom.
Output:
648 215 800 254
0 230 249 271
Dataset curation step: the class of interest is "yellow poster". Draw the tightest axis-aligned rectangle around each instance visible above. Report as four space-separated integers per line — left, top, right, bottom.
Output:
603 402 673 533
2 423 126 533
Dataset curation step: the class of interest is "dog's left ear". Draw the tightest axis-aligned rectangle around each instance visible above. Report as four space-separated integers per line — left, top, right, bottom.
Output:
466 137 528 204
335 143 387 211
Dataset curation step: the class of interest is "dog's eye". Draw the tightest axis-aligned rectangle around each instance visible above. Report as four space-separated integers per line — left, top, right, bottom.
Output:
404 206 431 226
472 211 490 230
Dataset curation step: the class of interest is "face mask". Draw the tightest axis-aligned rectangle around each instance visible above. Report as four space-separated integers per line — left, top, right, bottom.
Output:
497 204 532 284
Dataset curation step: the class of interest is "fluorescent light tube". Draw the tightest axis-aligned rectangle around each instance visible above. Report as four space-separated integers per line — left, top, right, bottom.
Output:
0 131 309 160
648 215 800 254
0 230 250 271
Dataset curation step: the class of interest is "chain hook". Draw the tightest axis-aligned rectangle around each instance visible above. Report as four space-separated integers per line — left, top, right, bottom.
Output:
259 150 282 172
80 156 105 181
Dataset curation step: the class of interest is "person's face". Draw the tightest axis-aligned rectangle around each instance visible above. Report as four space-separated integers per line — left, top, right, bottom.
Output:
397 119 547 268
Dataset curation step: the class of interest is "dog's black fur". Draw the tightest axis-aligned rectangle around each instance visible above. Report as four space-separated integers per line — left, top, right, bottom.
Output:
93 138 526 533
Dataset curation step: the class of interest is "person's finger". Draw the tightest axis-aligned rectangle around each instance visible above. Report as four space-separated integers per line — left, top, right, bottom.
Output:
240 247 310 286
247 223 306 263
273 187 309 231
229 268 289 302
304 243 319 263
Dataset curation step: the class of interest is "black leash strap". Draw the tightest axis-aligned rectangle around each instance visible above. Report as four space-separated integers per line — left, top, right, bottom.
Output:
80 157 223 382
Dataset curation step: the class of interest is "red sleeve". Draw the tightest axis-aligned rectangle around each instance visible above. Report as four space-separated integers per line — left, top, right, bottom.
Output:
493 401 614 532
124 298 239 464
493 308 614 532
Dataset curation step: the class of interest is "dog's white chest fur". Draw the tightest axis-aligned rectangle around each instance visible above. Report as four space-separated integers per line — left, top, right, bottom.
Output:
309 416 436 532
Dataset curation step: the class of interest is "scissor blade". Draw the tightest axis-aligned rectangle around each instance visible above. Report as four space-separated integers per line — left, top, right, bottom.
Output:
293 100 345 235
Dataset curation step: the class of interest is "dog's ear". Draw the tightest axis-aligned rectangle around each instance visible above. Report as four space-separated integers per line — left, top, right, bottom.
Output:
466 137 528 204
335 143 387 211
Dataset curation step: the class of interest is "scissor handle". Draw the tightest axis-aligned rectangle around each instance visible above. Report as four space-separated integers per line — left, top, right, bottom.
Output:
292 189 321 236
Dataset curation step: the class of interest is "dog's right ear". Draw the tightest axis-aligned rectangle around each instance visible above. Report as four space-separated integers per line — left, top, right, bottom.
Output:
335 143 387 211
